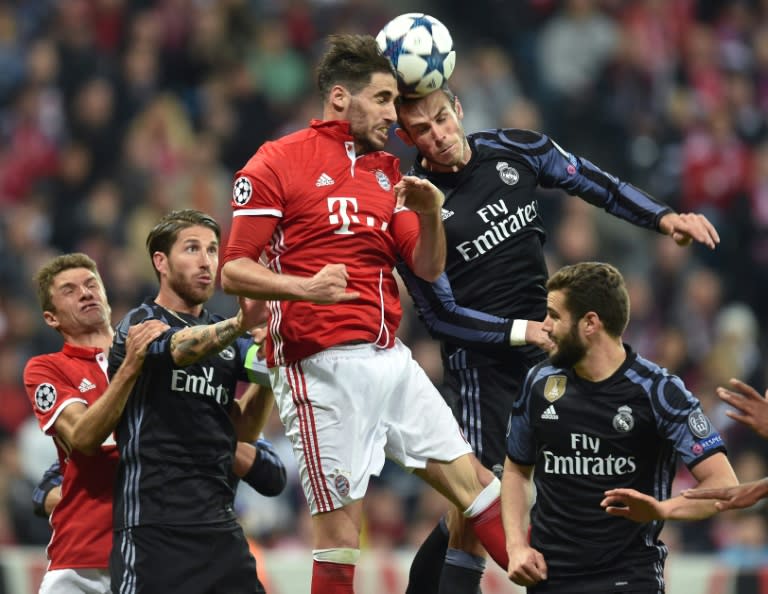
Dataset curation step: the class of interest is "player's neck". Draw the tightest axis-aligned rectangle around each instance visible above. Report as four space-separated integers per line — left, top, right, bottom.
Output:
573 339 626 383
65 326 114 352
154 291 204 318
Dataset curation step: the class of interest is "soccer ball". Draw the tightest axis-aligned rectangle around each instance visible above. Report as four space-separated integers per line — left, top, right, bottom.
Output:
376 13 456 98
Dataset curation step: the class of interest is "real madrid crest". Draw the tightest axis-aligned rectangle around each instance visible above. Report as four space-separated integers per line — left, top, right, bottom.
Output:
612 405 635 433
374 170 391 191
543 375 566 402
496 162 519 186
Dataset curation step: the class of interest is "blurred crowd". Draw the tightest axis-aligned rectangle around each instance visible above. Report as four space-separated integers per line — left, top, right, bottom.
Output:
1 0 768 571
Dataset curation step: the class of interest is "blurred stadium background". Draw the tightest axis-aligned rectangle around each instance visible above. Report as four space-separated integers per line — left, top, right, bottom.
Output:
1 1 768 592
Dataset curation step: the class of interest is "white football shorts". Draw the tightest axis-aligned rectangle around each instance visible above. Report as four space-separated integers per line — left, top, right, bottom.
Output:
39 568 110 593
270 339 471 515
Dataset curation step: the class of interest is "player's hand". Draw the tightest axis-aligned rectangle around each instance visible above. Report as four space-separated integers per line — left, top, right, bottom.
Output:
715 378 768 439
506 544 547 586
601 488 664 522
249 327 268 359
238 297 269 330
124 320 169 369
682 479 768 511
394 175 444 215
658 212 719 249
301 263 360 304
525 321 554 353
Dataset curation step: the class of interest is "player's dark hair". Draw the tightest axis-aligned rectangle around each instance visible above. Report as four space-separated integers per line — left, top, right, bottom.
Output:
316 34 396 97
34 253 101 313
146 209 221 281
546 261 630 337
396 84 457 127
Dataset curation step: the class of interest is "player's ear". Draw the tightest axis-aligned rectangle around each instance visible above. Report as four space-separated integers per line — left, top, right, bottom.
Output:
43 310 60 330
395 127 414 146
454 96 464 120
329 85 350 114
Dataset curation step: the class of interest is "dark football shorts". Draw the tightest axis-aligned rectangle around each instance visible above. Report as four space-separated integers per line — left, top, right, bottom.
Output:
443 358 539 471
110 520 266 594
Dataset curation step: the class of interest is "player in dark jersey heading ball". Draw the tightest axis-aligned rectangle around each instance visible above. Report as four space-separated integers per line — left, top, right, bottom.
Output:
108 209 279 594
502 261 737 593
393 86 721 594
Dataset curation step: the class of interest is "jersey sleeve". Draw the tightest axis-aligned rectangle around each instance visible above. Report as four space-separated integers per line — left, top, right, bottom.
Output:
388 207 421 268
226 142 286 264
23 357 87 435
506 366 539 465
396 265 514 350
499 129 673 231
635 366 727 468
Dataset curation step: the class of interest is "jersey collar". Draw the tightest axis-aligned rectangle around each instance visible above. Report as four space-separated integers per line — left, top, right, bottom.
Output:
62 342 107 360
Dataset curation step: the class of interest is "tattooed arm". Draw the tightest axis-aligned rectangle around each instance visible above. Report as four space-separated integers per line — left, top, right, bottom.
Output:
170 298 267 367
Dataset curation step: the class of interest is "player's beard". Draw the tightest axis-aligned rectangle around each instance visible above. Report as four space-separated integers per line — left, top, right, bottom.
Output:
549 322 587 369
348 101 388 154
167 271 215 307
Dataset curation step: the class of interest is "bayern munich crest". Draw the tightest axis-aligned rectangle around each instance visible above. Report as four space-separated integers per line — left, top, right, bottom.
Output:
612 405 635 433
374 170 391 191
232 176 253 206
334 474 350 497
34 383 57 412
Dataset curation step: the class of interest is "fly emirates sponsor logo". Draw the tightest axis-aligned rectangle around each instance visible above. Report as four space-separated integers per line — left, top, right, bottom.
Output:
171 366 230 405
456 198 538 262
542 433 637 476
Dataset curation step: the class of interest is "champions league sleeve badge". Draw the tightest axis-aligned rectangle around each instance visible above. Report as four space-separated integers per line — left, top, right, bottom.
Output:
34 383 57 412
687 411 712 438
232 176 253 206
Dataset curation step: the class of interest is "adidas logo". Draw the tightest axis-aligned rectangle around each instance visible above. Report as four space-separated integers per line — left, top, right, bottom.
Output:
315 173 335 187
441 208 455 221
78 378 96 393
541 405 559 420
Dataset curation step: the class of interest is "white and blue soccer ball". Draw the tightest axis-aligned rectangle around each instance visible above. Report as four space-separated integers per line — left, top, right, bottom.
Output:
376 13 456 98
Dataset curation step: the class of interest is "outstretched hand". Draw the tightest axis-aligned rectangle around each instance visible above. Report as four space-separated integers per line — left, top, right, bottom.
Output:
716 378 768 440
659 212 720 249
238 297 269 330
682 479 768 511
601 488 664 522
394 175 445 215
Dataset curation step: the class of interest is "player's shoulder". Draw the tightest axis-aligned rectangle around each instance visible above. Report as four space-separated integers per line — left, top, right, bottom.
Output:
115 300 160 333
470 128 549 153
23 351 64 377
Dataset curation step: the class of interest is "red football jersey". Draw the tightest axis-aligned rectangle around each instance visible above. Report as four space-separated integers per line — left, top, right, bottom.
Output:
23 343 118 570
227 119 422 366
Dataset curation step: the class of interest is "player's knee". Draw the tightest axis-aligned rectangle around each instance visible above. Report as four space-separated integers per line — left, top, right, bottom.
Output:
312 548 361 565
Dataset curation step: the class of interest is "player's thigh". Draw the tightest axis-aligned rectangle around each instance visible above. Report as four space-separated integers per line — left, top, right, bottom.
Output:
269 346 394 514
444 363 526 469
382 341 471 470
39 568 110 594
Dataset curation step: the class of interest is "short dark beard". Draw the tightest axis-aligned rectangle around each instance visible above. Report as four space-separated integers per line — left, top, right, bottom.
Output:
167 274 212 309
549 322 587 369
